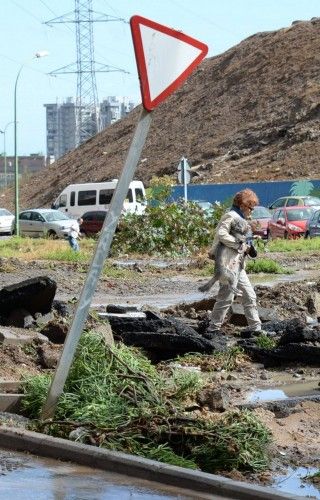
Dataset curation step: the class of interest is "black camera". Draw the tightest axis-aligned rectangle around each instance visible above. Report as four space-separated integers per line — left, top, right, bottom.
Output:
248 244 257 258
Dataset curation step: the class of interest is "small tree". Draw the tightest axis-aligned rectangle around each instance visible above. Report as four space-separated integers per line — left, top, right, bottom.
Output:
146 175 175 204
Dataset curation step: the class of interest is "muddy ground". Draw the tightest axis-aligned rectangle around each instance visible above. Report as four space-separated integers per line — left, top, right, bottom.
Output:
0 250 319 490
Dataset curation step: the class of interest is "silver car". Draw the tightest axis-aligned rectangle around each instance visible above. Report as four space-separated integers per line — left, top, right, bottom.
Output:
0 208 14 234
17 209 77 238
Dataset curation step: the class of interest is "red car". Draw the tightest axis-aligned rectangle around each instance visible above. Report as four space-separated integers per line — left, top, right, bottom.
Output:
268 206 315 239
80 210 107 236
250 206 272 239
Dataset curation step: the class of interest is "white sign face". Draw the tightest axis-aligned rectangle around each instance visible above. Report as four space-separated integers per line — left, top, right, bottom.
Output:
130 15 208 111
140 25 203 102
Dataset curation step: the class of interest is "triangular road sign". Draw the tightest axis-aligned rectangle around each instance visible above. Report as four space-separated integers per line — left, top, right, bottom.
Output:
130 15 208 111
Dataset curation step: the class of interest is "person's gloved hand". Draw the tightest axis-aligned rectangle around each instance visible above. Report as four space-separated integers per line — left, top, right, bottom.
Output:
247 244 257 258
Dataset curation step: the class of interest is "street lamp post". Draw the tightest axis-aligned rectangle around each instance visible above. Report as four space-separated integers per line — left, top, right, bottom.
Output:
0 122 14 188
14 51 49 236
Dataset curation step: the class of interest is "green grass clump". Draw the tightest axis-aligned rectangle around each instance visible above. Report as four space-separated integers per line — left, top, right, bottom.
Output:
266 237 320 252
246 258 291 274
176 347 246 372
255 335 277 350
21 331 272 473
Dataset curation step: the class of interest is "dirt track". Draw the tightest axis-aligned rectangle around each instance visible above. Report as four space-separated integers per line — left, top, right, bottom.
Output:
0 251 319 489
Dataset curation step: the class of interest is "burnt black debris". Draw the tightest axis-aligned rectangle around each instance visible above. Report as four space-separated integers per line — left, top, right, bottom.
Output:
108 315 227 362
238 319 320 366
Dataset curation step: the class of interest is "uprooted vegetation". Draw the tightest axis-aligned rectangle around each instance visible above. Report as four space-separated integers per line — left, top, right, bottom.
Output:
22 331 272 473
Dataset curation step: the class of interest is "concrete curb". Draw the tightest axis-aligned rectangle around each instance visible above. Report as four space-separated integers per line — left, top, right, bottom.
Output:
0 426 301 499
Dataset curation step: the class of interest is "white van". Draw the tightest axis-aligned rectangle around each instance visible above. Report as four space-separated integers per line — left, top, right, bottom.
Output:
52 179 147 219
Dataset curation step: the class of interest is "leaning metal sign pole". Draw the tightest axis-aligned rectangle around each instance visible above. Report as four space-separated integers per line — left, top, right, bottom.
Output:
42 15 208 419
42 109 152 418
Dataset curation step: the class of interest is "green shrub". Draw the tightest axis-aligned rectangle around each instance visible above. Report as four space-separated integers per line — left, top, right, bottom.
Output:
112 201 219 256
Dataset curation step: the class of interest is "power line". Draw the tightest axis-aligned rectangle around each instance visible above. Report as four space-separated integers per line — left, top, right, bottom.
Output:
45 0 129 146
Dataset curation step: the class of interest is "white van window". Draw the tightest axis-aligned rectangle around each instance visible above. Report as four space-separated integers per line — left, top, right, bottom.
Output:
78 190 96 206
126 189 133 202
59 194 67 208
135 188 145 202
99 189 114 204
70 192 75 207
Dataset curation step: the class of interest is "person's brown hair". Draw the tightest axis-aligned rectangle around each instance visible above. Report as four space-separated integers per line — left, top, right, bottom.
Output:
233 188 259 208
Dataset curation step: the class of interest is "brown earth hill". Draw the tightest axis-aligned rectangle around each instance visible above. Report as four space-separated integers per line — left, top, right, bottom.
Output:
4 17 320 210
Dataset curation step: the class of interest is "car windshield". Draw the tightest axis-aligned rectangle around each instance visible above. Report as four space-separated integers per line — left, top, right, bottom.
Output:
0 209 12 216
252 207 271 219
43 211 70 222
304 197 320 206
287 208 314 221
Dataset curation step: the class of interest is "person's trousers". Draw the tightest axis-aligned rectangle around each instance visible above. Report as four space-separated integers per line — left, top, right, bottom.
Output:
210 269 261 331
68 236 79 252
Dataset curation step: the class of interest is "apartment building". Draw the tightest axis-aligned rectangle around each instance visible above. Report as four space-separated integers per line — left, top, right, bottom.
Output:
44 96 135 161
44 98 77 160
0 154 46 188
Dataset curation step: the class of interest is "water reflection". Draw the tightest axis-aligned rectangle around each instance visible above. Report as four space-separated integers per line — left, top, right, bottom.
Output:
272 466 320 499
248 381 320 403
0 450 199 500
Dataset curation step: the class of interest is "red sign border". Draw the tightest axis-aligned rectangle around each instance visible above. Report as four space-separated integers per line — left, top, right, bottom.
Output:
130 15 208 111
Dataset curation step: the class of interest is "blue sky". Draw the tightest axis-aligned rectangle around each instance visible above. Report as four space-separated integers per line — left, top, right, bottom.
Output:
1 0 320 156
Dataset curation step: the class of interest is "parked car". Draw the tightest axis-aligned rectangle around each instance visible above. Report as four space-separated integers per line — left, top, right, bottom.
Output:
81 210 107 236
268 206 315 239
193 200 212 211
250 206 272 239
269 195 320 211
0 208 14 235
17 209 77 238
305 208 320 238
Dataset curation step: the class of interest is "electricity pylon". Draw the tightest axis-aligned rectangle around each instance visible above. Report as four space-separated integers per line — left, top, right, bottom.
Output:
46 0 128 146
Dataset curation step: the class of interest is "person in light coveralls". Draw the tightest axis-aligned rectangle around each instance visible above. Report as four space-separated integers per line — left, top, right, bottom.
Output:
207 188 261 335
68 218 83 252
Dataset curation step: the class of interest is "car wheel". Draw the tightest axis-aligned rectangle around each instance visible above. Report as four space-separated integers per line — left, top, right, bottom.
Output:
304 231 310 239
48 230 58 239
284 231 288 239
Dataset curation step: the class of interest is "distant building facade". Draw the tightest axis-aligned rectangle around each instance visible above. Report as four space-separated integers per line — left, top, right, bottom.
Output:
44 96 135 161
44 98 77 160
100 96 135 128
0 154 46 188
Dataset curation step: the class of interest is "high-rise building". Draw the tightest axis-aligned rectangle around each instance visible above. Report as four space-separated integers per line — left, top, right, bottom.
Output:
100 96 135 128
44 96 135 161
44 98 77 160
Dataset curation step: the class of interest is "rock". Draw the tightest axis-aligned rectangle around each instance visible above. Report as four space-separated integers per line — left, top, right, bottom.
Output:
93 322 114 346
278 326 320 345
196 386 230 411
5 308 34 328
34 312 55 326
108 315 220 361
37 344 60 369
40 321 69 344
229 303 279 326
52 300 72 318
0 327 48 346
106 304 140 314
0 276 57 320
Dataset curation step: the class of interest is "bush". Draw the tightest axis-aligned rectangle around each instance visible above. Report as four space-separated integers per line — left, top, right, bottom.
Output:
112 201 220 256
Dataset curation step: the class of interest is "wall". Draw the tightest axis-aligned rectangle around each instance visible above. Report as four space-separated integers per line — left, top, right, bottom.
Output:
170 179 320 207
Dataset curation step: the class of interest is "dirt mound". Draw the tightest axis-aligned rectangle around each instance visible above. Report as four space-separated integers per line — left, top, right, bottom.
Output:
4 17 320 210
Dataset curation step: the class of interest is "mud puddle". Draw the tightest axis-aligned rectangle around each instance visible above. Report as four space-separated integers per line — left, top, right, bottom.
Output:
251 269 320 287
248 380 320 403
271 466 320 499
